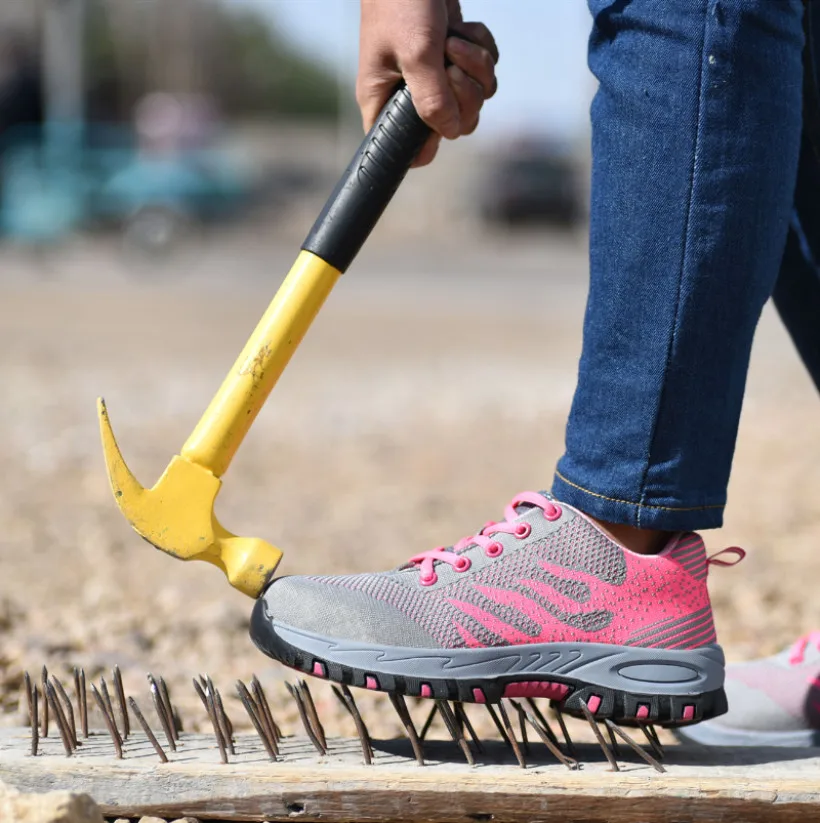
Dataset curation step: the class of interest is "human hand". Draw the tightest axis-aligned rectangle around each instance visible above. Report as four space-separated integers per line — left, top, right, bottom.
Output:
358 0 498 167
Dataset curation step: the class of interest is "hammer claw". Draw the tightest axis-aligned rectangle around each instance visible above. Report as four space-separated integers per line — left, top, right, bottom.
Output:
97 398 282 598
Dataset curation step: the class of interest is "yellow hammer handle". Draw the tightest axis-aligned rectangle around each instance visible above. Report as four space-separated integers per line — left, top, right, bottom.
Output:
182 84 429 479
181 250 340 478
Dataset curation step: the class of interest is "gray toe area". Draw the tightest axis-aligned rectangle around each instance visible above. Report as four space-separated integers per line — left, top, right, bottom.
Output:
262 576 441 648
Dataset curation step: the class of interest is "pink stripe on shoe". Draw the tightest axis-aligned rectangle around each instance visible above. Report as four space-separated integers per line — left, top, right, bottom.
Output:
420 683 432 698
587 695 601 714
682 705 695 721
312 661 326 678
665 624 718 650
472 688 486 703
636 704 649 720
365 676 379 690
503 681 570 700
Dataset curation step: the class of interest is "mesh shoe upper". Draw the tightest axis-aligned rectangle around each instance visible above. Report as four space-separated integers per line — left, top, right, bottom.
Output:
263 494 717 651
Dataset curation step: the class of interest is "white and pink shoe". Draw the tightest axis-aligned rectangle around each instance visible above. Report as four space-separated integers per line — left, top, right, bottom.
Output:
676 632 820 746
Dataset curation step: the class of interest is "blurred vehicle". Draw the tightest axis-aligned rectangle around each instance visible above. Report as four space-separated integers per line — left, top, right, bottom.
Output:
479 140 584 228
97 144 256 256
0 121 264 251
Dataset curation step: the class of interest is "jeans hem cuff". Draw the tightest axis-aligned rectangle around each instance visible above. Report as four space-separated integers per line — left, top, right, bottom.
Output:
551 472 725 531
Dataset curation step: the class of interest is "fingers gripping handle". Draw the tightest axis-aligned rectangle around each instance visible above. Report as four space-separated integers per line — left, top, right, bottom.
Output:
301 85 430 273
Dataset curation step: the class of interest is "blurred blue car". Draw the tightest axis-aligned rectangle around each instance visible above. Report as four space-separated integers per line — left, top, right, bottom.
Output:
0 122 256 250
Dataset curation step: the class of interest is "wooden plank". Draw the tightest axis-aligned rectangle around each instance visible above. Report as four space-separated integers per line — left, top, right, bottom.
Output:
1 729 819 823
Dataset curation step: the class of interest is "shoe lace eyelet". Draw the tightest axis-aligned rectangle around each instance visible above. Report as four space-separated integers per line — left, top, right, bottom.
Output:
420 571 438 587
485 542 504 558
454 557 471 573
514 522 531 539
543 504 562 522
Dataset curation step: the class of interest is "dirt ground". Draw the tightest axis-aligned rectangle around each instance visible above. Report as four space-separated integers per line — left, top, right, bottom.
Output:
0 227 818 744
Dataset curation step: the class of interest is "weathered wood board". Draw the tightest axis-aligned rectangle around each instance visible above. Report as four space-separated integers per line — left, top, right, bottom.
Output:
1 728 818 822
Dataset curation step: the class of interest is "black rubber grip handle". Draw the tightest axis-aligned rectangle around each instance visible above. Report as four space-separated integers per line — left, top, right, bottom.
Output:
301 84 431 273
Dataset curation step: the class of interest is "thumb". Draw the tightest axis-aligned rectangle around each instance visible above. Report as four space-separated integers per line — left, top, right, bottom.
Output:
401 54 461 140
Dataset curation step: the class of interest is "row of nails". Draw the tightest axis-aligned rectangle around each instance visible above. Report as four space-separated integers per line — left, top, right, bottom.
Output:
23 665 176 763
23 668 664 773
231 679 664 773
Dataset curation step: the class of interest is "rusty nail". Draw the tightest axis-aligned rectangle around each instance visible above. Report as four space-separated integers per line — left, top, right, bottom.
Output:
157 676 177 741
510 700 577 770
237 680 277 761
453 702 484 755
45 680 72 757
204 685 228 764
211 685 235 756
579 699 619 771
497 701 526 769
113 666 130 739
640 723 665 761
79 669 88 740
298 680 328 752
605 719 665 773
24 673 38 756
553 707 578 758
340 685 373 765
51 676 77 749
90 683 123 759
99 678 119 740
286 682 326 756
127 696 168 764
148 674 176 753
436 701 475 767
388 693 425 766
40 666 49 738
484 702 513 748
250 675 280 752
418 702 438 741
525 698 562 750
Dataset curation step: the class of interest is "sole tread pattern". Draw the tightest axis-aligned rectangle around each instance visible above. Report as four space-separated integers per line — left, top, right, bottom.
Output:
251 605 727 729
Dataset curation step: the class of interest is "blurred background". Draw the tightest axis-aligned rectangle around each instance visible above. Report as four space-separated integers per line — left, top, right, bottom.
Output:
0 0 817 739
0 0 592 250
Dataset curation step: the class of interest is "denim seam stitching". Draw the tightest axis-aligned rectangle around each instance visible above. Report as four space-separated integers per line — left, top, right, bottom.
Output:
555 469 725 513
635 1 712 528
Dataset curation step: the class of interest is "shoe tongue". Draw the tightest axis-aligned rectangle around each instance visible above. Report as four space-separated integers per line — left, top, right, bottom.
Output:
405 491 556 567
513 490 554 516
455 491 554 552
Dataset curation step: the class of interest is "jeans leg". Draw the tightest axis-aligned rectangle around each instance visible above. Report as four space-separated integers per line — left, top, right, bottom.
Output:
773 145 820 395
773 8 820 395
553 0 805 530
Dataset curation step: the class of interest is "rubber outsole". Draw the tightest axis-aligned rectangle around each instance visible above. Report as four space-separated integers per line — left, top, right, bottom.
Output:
250 598 728 729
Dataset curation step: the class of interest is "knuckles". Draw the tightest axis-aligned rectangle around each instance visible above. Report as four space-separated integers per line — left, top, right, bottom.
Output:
413 89 459 131
397 26 445 69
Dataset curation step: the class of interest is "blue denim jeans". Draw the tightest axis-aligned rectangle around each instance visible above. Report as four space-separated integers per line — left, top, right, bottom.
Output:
553 0 811 531
774 1 820 395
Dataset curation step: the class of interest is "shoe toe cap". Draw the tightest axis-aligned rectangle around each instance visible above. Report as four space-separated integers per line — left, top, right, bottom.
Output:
258 574 441 648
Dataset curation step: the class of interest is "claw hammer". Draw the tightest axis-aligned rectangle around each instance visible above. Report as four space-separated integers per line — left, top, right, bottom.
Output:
99 85 431 598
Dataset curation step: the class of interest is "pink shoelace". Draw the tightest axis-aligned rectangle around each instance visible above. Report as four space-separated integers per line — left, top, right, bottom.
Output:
408 491 561 586
788 631 820 665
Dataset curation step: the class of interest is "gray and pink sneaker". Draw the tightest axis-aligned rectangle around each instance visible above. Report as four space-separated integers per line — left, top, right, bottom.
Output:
676 633 820 747
251 492 733 727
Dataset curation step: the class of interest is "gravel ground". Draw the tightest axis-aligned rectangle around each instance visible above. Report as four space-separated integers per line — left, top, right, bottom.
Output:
0 229 818 745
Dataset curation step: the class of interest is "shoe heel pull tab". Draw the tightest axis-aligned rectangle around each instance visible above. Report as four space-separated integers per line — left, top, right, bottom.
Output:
707 547 746 567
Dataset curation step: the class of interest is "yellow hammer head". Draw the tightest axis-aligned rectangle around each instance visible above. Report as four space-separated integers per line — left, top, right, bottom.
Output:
97 398 283 598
